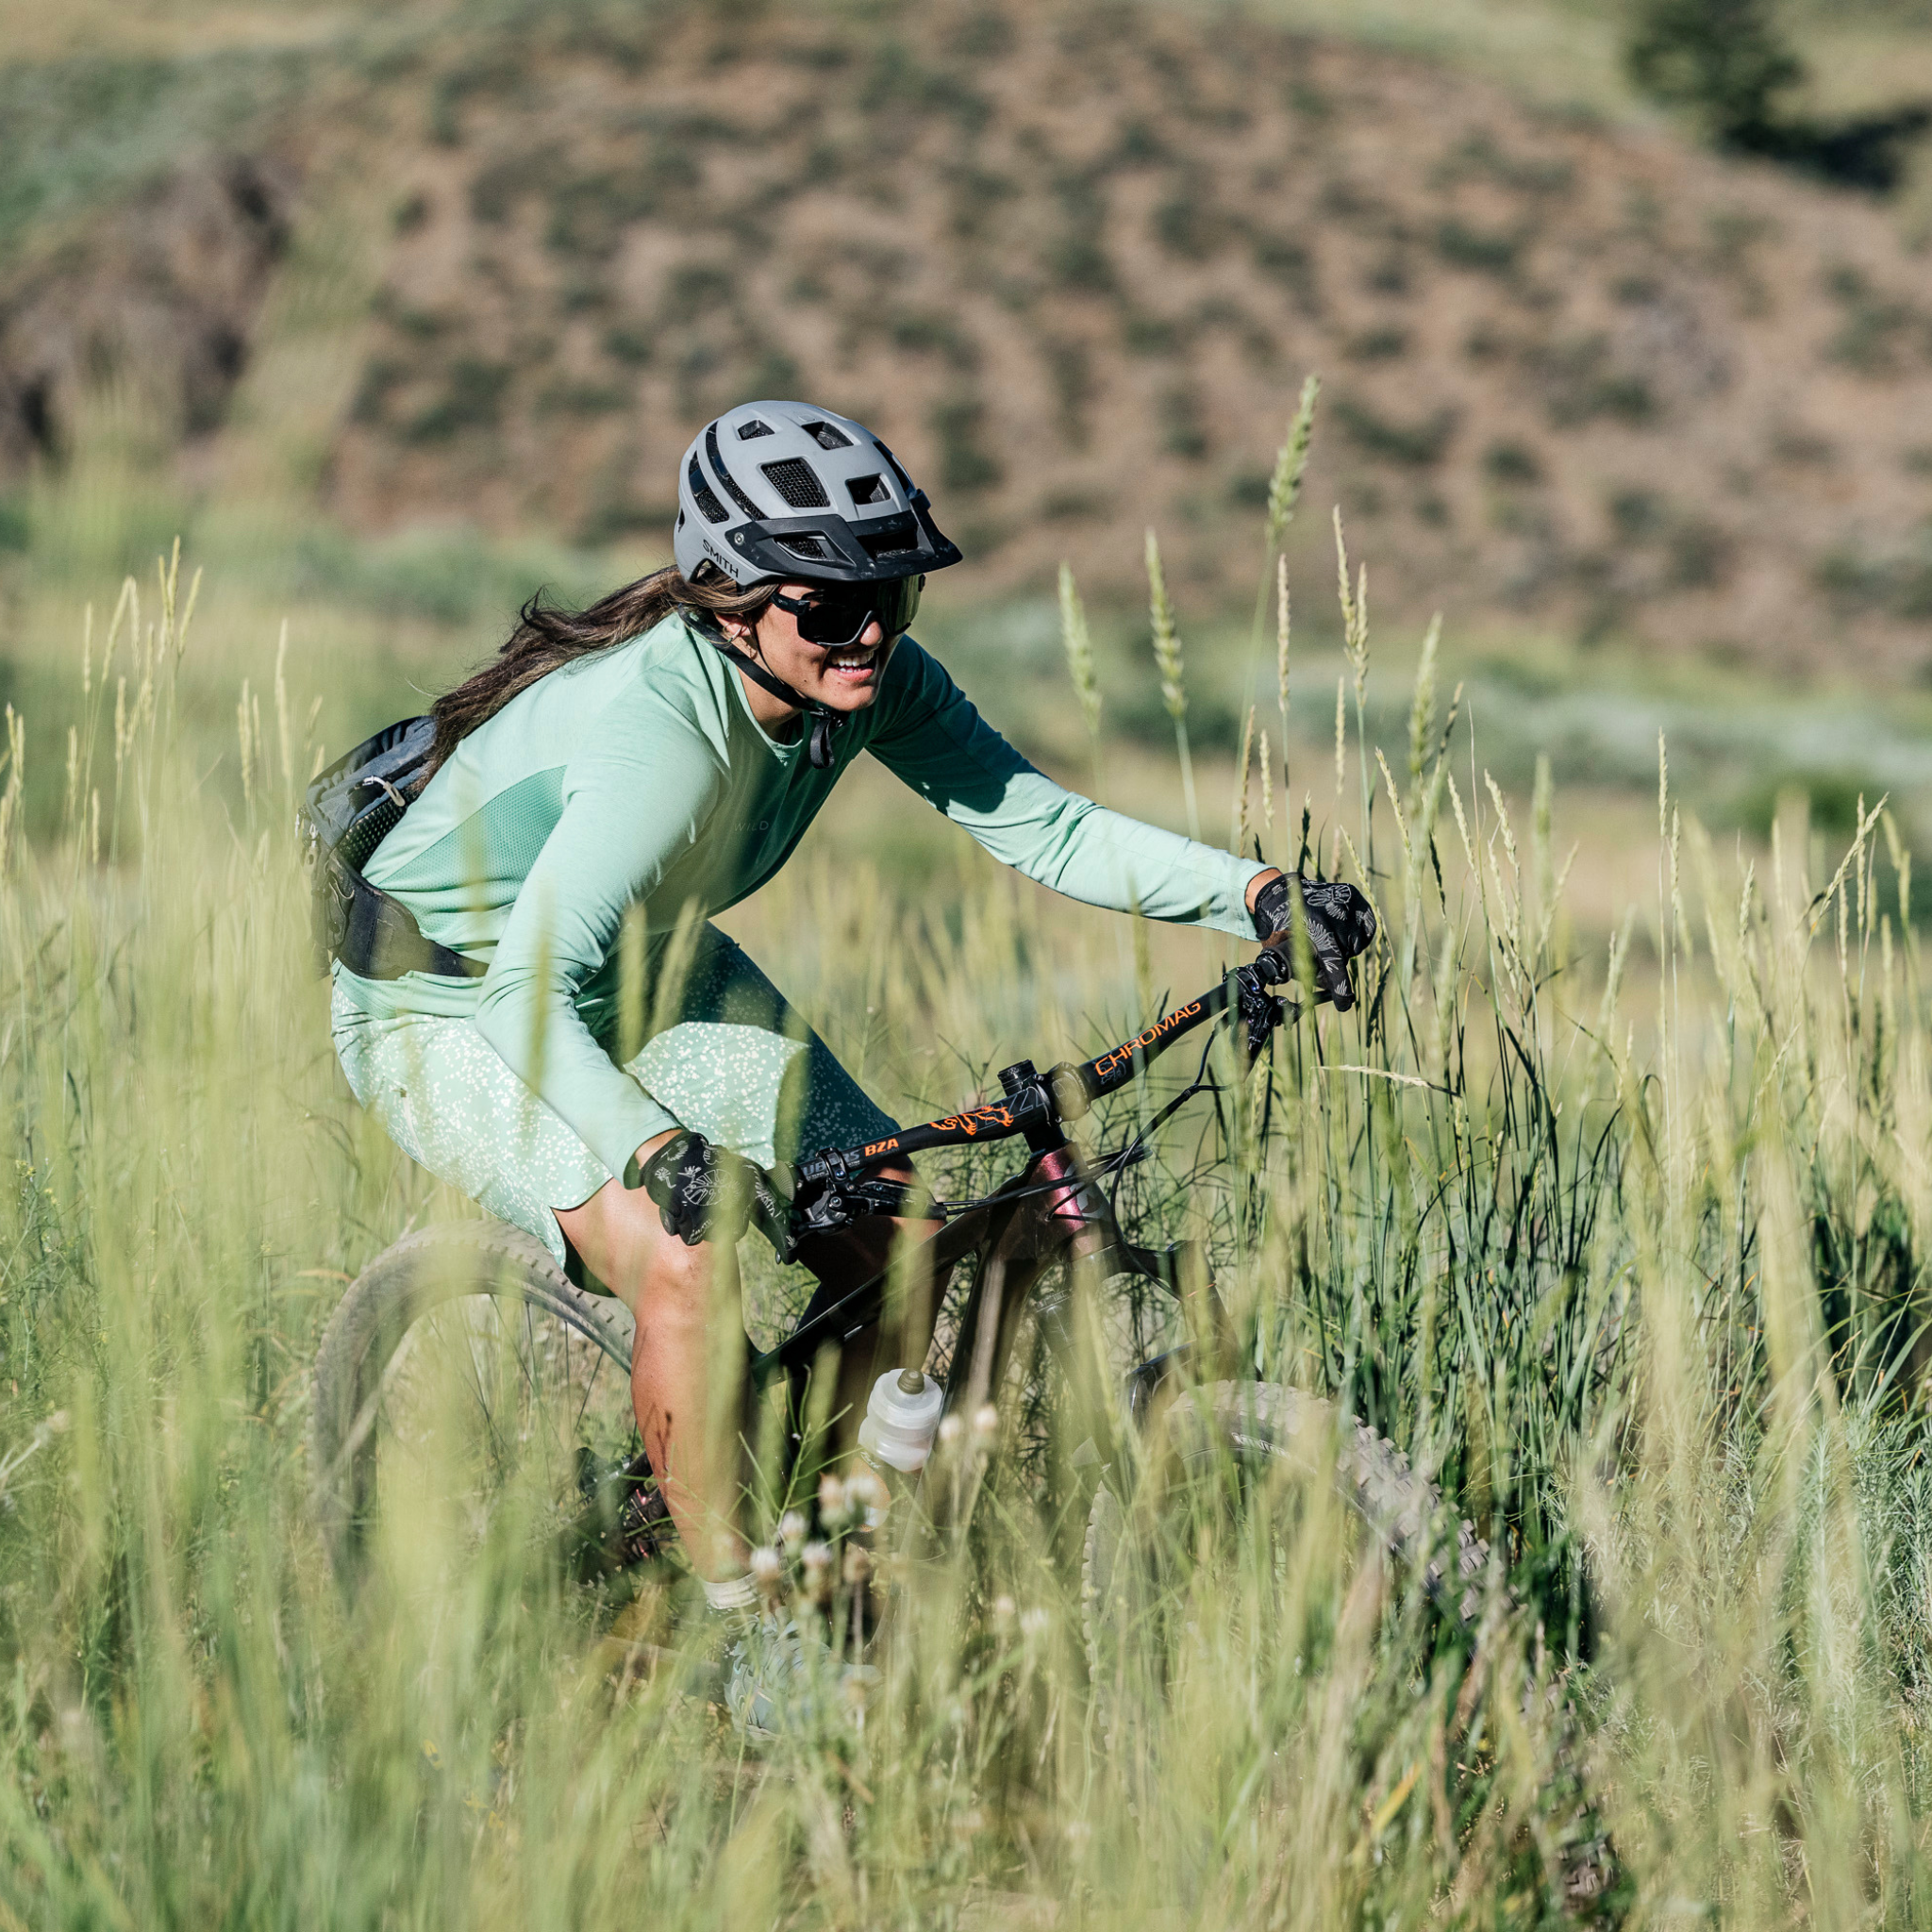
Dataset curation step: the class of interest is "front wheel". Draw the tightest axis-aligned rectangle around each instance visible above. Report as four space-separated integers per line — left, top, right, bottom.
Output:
1082 1378 1617 1907
309 1221 640 1589
1081 1379 1489 1699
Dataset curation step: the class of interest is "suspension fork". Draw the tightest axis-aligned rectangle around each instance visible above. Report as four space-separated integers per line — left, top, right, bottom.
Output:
1117 1238 1233 1371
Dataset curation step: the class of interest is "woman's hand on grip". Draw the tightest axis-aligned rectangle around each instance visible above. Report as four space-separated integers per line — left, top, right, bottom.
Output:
629 1130 792 1252
1249 872 1376 1011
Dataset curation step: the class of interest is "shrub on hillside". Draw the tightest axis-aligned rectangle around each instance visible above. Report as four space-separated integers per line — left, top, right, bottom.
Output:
929 394 1003 491
1626 0 1931 190
1625 0 1803 148
1334 396 1456 466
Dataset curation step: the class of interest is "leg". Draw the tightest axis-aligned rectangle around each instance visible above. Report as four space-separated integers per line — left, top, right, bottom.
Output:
614 930 947 1458
559 1143 944 1578
330 1001 746 1568
557 1136 745 1581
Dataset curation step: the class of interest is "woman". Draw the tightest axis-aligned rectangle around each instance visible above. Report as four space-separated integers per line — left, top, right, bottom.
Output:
330 397 1370 1627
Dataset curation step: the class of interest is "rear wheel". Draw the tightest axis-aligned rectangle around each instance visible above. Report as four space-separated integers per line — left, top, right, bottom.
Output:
310 1222 641 1589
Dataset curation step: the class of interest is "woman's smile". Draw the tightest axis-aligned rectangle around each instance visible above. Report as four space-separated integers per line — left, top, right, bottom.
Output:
821 640 882 684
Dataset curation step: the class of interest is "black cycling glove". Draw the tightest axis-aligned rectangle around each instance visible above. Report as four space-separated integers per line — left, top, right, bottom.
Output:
628 1130 792 1252
1251 874 1376 1011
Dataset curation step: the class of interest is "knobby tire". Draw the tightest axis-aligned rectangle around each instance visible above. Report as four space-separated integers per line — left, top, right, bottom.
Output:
309 1221 633 1586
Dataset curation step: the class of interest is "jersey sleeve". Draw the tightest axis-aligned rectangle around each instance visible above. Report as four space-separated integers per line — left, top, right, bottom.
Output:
865 641 1265 934
471 716 723 1182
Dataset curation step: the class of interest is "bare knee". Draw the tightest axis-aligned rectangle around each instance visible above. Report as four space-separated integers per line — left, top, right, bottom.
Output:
556 1175 716 1321
637 1232 713 1324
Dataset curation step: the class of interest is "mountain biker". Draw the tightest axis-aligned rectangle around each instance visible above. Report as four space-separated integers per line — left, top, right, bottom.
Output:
328 397 1374 1641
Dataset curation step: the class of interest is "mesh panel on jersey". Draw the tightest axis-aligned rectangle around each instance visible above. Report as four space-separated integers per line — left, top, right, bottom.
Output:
377 767 566 897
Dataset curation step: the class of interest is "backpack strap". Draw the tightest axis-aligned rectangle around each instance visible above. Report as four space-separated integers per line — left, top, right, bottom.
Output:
304 714 489 981
320 851 488 982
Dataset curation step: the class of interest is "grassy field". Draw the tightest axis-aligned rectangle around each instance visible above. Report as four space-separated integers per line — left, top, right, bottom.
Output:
8 1 1932 1919
0 425 1929 1927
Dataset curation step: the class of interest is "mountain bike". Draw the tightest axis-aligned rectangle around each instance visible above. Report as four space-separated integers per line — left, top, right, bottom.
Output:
310 940 1494 1655
308 938 1621 1910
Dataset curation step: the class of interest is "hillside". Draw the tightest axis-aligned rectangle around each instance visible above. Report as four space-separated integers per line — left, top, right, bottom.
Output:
7 0 1932 674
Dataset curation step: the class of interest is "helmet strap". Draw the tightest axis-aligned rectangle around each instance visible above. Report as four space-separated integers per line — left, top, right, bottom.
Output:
680 608 843 771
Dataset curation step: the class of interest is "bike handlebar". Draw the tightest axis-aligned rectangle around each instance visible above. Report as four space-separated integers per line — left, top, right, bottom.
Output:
785 942 1307 1191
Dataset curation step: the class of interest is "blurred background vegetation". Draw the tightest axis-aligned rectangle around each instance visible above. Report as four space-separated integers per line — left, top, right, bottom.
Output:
5 0 1932 925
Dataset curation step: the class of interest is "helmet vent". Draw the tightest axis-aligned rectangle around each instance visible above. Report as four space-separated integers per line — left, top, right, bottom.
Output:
706 423 766 520
859 527 917 558
736 418 774 440
761 458 831 509
847 473 889 506
802 420 852 450
687 457 730 525
778 532 831 560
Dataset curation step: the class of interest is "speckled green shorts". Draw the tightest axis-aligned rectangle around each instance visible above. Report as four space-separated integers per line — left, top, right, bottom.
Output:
330 924 897 1271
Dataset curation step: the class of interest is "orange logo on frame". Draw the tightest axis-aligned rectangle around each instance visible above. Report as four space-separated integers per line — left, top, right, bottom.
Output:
929 1103 1020 1139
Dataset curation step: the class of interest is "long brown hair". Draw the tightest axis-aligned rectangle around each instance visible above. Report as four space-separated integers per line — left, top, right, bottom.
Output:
428 565 776 769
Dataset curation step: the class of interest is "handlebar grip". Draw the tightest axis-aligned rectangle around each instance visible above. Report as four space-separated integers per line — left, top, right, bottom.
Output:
1251 942 1292 988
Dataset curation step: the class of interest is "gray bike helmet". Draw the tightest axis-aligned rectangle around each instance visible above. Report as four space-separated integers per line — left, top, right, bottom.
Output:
674 399 964 587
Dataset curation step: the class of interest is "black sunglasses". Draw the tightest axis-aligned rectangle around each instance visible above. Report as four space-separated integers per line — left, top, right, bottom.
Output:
772 575 924 647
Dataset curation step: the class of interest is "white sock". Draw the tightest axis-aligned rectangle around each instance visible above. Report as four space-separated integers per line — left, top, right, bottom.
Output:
701 1572 758 1613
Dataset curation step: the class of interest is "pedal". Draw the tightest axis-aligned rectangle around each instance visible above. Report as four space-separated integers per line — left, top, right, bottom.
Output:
565 1449 675 1578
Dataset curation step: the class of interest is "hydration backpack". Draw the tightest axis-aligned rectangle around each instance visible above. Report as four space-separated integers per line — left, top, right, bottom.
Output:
298 716 485 980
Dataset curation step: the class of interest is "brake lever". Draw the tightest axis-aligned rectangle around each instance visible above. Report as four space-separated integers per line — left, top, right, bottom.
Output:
1252 940 1338 1015
788 1172 945 1243
1236 969 1288 1059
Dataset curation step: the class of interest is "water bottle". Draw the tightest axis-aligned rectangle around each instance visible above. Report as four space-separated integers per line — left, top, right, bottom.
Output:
858 1367 945 1475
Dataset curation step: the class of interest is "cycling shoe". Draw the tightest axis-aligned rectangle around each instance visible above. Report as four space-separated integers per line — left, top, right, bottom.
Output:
724 1615 878 1740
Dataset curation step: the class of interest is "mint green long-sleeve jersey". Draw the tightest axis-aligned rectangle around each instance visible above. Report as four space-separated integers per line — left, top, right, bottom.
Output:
343 614 1265 1181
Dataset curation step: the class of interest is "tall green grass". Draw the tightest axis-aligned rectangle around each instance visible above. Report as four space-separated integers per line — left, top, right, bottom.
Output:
1 485 1930 1926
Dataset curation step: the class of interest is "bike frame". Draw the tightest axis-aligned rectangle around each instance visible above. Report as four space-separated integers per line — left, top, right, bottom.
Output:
746 947 1301 1485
